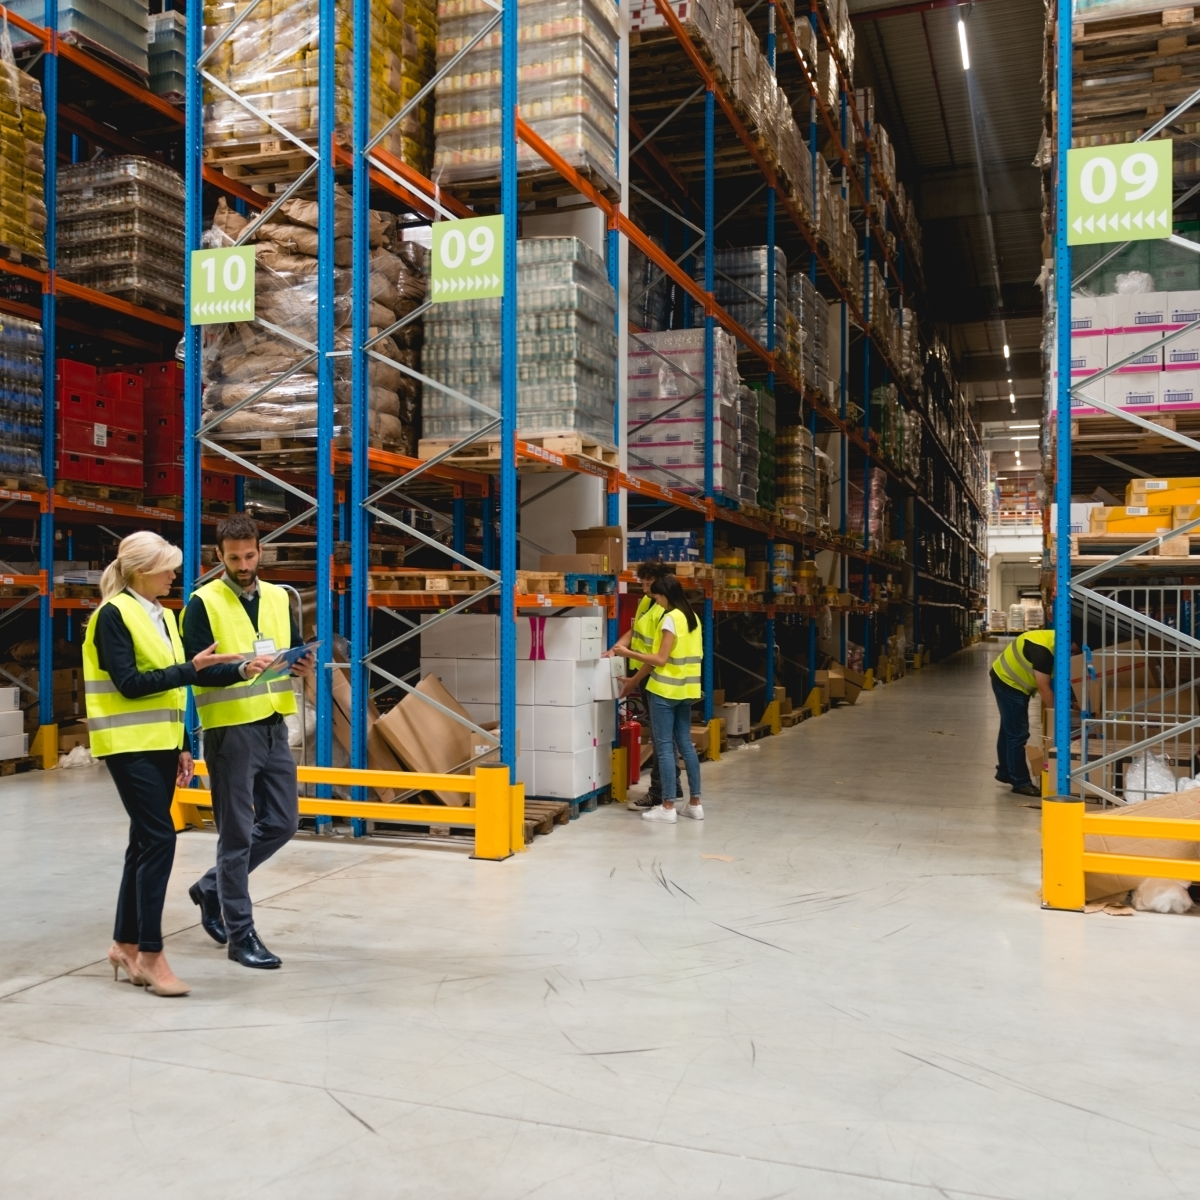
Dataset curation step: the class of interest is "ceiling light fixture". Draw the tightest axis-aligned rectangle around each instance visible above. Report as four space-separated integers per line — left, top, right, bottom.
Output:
958 17 970 70
1009 391 1016 403
1003 344 1011 360
1009 423 1038 429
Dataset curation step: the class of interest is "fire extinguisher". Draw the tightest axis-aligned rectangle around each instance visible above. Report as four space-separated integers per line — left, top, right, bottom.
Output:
619 714 641 786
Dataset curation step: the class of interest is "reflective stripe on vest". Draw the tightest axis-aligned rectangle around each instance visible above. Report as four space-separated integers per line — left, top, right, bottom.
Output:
186 578 298 729
992 629 1055 695
81 591 187 757
645 612 703 700
629 596 664 671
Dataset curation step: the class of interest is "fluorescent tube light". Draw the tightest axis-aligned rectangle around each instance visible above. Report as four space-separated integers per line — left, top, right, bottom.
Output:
958 18 970 70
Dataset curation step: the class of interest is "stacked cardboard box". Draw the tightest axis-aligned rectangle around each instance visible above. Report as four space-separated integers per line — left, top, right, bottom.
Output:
54 360 144 493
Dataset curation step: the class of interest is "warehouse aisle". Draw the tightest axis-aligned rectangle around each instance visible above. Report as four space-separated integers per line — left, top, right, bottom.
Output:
4 646 1200 1199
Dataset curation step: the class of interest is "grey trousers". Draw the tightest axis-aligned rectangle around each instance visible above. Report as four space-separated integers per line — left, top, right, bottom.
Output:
194 720 298 940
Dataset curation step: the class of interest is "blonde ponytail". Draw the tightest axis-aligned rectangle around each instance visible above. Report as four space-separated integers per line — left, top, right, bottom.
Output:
100 531 183 601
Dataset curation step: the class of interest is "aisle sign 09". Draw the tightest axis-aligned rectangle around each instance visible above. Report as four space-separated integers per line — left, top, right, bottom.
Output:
190 246 256 324
431 215 504 301
1067 142 1173 245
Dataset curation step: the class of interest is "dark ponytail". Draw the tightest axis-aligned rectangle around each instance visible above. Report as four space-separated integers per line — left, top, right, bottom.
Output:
649 574 699 632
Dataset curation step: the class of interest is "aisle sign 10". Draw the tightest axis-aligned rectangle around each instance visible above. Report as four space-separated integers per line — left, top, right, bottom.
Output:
190 247 256 324
431 215 504 301
1067 142 1173 245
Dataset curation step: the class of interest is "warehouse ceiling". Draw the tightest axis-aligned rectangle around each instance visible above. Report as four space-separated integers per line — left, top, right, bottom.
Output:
850 0 1046 422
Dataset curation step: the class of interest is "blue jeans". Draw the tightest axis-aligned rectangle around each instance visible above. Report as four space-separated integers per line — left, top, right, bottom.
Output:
992 672 1033 788
647 692 702 802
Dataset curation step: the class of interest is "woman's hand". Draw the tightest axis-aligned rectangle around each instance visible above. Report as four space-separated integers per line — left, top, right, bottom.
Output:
176 751 195 788
601 647 615 659
192 642 247 672
618 676 639 698
240 652 279 679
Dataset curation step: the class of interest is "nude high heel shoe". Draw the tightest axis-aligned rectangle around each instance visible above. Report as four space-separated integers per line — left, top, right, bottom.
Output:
137 954 191 997
107 945 146 986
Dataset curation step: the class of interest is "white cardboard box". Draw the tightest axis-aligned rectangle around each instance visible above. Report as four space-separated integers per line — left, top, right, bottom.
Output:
1070 334 1107 372
516 704 534 752
534 704 594 752
463 702 497 727
420 659 456 695
1160 369 1200 408
591 657 624 701
0 710 23 738
534 659 595 706
517 661 535 705
718 701 751 735
593 698 617 746
516 749 536 793
1109 333 1163 369
1168 291 1200 324
455 658 497 704
593 743 613 788
517 614 604 660
454 614 499 659
0 732 28 760
0 687 19 711
1111 292 1169 331
1165 326 1200 368
1105 372 1160 411
419 613 457 659
532 749 593 798
1070 295 1114 334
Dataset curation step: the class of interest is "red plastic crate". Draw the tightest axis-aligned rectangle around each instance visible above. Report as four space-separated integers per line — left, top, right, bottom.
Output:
143 385 183 415
57 453 143 490
144 431 182 466
55 359 97 391
55 384 98 422
145 411 185 440
56 419 143 460
98 370 144 403
143 465 236 500
56 385 141 433
137 361 183 390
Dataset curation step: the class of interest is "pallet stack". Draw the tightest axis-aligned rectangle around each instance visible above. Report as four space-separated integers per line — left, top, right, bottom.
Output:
53 360 144 499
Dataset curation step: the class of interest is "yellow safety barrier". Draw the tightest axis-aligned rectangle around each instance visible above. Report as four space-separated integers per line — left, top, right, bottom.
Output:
172 761 522 861
707 717 722 760
610 746 628 801
763 699 781 735
1042 797 1200 910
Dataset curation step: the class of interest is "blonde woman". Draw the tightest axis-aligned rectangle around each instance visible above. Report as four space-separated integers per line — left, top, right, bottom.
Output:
83 532 241 996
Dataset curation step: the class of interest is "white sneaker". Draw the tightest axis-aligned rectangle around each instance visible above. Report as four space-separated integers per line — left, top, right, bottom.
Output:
642 805 678 823
682 803 704 820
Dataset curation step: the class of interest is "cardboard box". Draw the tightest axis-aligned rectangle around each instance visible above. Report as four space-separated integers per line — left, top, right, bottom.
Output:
773 686 786 703
1070 335 1108 373
462 702 497 727
419 613 497 659
374 674 498 806
718 701 750 735
1084 787 1200 900
1090 505 1174 533
0 732 29 759
1111 292 1168 331
711 688 725 706
1108 332 1163 369
1070 641 1154 706
455 658 497 704
1069 295 1113 333
315 666 406 802
1160 370 1200 410
573 526 624 573
534 659 595 707
517 660 535 704
593 698 616 745
592 657 624 702
1168 290 1200 324
1128 477 1200 506
420 659 456 696
1104 372 1160 412
0 687 18 711
1164 327 1200 368
0 710 22 738
532 749 593 798
816 669 845 700
517 614 603 661
539 553 608 574
57 722 89 752
534 704 594 753
593 743 613 788
516 748 535 794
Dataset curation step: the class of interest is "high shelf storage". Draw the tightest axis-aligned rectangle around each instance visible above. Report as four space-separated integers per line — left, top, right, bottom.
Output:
0 0 986 791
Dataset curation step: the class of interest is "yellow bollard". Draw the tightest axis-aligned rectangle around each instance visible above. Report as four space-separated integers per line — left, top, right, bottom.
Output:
707 717 722 760
30 723 58 770
1041 797 1085 911
763 699 781 735
913 650 922 671
804 687 823 718
511 781 527 853
472 764 513 860
611 746 628 801
864 668 876 691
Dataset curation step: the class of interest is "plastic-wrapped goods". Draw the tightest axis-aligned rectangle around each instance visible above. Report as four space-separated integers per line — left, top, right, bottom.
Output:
433 0 617 190
690 246 787 352
0 38 46 261
56 157 184 315
750 383 774 508
629 239 671 332
8 0 148 78
148 11 186 104
627 326 739 496
846 466 887 544
0 314 43 480
735 384 759 503
203 0 436 176
787 272 830 398
730 9 764 132
897 307 920 389
423 236 616 441
629 0 731 89
776 424 814 525
200 196 423 455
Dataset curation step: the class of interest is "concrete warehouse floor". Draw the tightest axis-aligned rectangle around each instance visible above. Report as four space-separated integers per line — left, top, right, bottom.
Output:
3 644 1200 1199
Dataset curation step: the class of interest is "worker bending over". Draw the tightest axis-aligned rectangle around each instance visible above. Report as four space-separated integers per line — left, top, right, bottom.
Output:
991 629 1055 799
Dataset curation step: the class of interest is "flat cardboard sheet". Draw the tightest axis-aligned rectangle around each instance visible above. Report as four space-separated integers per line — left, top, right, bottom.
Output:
1084 786 1200 900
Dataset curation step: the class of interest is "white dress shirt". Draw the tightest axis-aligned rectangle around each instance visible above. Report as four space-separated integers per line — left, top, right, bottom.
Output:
125 588 174 651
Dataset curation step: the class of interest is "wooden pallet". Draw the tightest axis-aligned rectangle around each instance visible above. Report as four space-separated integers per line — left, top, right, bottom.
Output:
516 570 566 595
143 494 237 514
1071 531 1199 558
203 137 320 188
0 476 47 498
54 479 143 505
0 241 47 271
524 798 571 840
729 721 773 743
1066 410 1200 453
369 569 493 594
450 159 622 209
417 431 619 472
0 756 38 776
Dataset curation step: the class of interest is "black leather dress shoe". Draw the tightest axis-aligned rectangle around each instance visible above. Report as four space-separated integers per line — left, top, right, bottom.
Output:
189 882 227 945
228 930 282 969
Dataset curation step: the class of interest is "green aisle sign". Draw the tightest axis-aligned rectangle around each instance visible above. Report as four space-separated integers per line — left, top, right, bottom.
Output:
190 246 256 324
1067 142 1173 245
430 215 504 301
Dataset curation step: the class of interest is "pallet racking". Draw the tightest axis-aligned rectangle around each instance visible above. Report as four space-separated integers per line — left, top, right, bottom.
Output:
3 0 987 783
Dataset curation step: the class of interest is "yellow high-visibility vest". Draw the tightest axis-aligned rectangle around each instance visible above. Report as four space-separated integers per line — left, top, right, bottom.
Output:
185 578 297 729
82 591 187 757
645 609 703 701
992 629 1056 695
629 594 664 671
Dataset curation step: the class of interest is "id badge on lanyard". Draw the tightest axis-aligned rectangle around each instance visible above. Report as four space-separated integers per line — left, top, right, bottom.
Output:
253 636 277 657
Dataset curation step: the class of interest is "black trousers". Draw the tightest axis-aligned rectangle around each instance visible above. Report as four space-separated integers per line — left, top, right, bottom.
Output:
992 673 1033 788
104 749 181 952
194 720 298 941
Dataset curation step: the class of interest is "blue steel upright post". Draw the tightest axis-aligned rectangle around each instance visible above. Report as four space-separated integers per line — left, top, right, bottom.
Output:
499 0 518 770
182 0 203 752
838 85 848 663
807 11 818 700
1053 0 1073 797
860 107 872 668
37 0 58 749
763 1 776 709
350 0 370 775
315 0 336 784
702 85 715 722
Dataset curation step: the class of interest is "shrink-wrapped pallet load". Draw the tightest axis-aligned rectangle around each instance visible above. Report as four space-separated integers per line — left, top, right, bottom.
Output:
9 0 148 79
690 246 787 352
422 236 617 440
0 33 46 261
200 194 424 455
0 313 43 480
433 0 618 191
